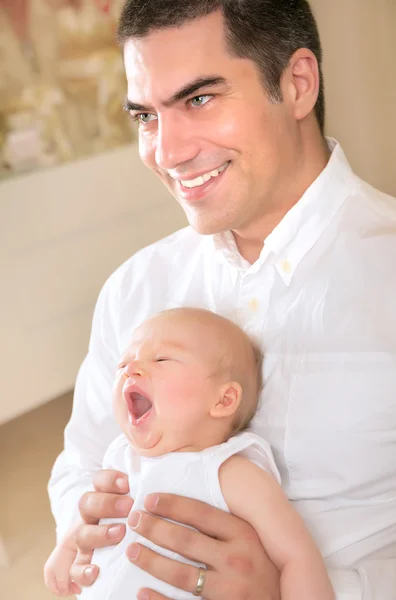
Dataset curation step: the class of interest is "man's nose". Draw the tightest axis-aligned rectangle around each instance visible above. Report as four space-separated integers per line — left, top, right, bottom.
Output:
155 114 200 171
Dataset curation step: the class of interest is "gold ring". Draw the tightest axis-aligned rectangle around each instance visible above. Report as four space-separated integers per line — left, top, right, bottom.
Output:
193 567 206 596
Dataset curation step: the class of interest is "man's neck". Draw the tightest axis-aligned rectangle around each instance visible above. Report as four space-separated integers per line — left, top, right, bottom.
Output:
233 137 331 264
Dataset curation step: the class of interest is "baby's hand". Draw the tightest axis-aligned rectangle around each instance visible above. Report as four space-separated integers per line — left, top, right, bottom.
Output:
44 526 82 597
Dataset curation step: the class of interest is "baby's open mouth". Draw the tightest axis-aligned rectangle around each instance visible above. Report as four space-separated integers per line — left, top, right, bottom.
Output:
125 390 153 425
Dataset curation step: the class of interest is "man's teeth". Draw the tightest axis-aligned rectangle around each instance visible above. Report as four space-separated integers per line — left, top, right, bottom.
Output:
181 162 228 189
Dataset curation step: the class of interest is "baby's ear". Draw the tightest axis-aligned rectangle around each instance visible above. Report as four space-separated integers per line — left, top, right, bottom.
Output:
209 382 242 419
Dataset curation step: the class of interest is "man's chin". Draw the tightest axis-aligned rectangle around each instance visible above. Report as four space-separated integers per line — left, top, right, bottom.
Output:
184 213 230 236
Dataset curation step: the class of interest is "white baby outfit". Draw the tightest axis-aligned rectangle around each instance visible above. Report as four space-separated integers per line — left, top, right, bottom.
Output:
79 431 280 600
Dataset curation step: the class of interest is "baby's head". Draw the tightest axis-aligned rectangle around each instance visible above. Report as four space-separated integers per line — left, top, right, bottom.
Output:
113 308 262 457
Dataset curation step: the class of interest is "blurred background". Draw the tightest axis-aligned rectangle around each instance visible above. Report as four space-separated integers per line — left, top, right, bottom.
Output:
0 0 395 598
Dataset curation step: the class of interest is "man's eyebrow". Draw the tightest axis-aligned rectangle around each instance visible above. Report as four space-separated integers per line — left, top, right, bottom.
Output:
166 76 227 105
123 76 227 113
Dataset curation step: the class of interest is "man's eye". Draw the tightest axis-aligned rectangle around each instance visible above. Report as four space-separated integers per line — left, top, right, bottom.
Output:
190 95 212 108
132 113 157 124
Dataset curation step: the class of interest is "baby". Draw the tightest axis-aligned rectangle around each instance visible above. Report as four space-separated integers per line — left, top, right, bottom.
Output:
45 307 334 599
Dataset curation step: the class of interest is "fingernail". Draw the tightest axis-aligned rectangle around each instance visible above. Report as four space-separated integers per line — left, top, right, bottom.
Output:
145 494 159 512
84 565 98 580
116 477 129 492
108 524 125 539
137 591 150 600
129 511 141 529
128 544 140 561
116 496 132 513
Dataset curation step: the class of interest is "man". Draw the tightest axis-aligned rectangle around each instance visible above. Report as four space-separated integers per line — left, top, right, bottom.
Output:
48 1 396 598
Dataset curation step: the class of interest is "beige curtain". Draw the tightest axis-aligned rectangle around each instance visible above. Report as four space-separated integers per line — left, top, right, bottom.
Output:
311 0 396 196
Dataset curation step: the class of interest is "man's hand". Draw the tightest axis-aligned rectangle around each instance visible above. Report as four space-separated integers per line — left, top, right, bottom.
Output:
126 494 281 600
70 469 133 588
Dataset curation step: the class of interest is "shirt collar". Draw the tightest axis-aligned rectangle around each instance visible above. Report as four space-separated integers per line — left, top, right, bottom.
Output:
212 138 358 284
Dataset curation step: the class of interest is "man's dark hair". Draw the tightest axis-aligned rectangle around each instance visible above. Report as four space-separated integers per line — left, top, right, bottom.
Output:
117 0 325 133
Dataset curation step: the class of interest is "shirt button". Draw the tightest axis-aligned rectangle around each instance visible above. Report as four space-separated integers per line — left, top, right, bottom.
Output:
249 298 259 312
280 259 292 274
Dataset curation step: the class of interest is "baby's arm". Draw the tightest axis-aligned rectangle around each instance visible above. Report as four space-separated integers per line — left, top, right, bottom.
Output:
219 455 334 600
44 521 82 597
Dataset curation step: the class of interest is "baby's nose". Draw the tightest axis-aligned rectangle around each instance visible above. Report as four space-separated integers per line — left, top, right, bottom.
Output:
124 360 145 378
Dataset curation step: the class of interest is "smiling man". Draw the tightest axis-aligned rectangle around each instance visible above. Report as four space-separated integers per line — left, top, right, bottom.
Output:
48 1 396 599
120 6 329 263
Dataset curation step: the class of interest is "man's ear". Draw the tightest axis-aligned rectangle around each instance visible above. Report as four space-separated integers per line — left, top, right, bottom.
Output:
209 382 242 419
282 47 320 123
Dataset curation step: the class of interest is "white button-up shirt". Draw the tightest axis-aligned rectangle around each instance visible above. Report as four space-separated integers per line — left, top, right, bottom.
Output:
49 140 396 599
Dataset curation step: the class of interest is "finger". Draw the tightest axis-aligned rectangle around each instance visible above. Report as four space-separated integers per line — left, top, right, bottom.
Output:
75 522 126 552
79 490 133 523
93 469 130 494
70 550 99 588
46 576 81 597
44 545 82 597
128 510 221 567
145 494 249 541
126 543 213 597
70 581 82 596
44 566 81 597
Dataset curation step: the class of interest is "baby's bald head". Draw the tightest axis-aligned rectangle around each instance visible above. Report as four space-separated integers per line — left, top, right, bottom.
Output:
155 308 262 434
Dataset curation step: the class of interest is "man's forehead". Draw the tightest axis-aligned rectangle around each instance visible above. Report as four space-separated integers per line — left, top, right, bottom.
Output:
123 11 231 86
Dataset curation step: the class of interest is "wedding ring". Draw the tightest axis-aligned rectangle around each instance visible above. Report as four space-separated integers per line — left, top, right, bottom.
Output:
193 567 206 596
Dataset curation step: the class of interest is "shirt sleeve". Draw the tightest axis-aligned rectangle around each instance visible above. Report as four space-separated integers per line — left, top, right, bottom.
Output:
328 560 396 599
48 271 124 541
327 568 362 599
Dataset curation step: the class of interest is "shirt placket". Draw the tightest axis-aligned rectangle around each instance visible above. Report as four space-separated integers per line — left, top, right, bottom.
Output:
238 264 273 340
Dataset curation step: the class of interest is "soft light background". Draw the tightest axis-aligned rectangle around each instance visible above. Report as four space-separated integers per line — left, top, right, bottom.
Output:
0 0 134 178
0 0 395 597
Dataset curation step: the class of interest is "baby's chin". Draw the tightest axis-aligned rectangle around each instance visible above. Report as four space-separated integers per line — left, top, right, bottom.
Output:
125 428 198 458
125 427 163 457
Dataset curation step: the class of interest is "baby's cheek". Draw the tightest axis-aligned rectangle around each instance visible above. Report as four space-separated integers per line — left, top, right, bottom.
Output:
112 394 128 430
166 389 205 421
163 398 184 419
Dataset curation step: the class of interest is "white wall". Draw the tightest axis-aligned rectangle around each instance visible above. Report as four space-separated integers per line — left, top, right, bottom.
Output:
0 145 187 424
311 0 396 196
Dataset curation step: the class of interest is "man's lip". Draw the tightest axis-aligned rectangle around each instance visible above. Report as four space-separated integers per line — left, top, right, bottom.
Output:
176 162 229 201
171 161 230 182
